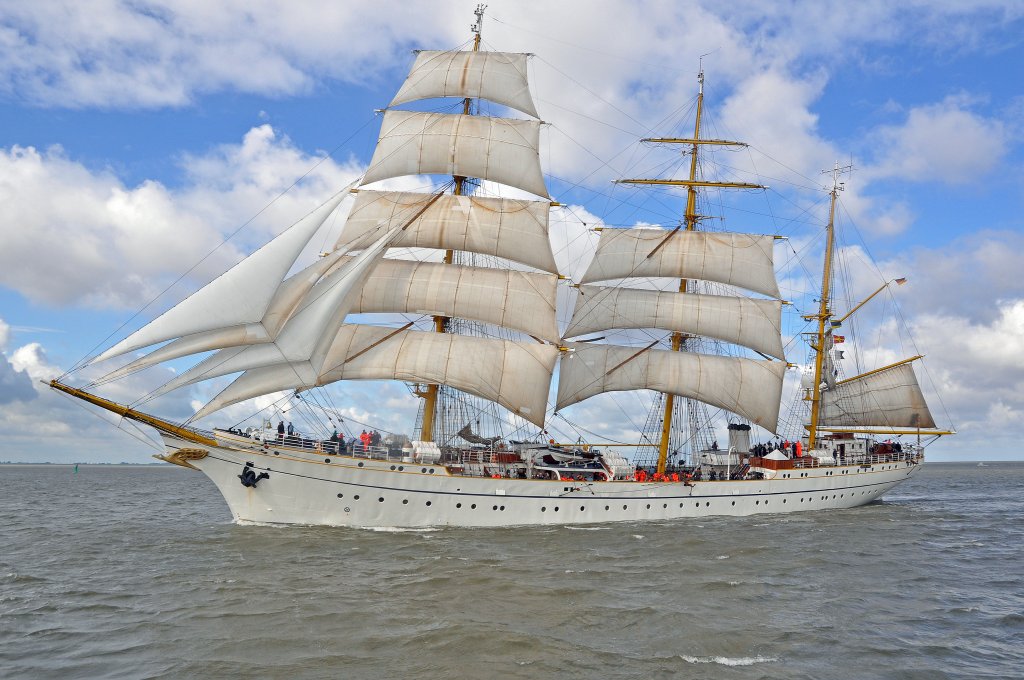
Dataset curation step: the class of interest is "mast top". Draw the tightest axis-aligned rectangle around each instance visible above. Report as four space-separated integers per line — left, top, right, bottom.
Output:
472 4 487 35
824 161 853 196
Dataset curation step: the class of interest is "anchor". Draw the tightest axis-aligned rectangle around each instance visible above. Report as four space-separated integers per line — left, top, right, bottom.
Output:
238 462 270 488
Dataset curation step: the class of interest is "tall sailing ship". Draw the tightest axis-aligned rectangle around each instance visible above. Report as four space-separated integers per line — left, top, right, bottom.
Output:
52 7 952 528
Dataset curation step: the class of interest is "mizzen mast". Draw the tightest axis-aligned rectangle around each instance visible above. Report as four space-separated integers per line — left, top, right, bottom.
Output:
617 66 765 474
418 3 486 442
805 162 849 449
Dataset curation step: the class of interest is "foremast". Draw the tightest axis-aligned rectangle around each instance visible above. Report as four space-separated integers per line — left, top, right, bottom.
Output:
418 3 486 442
617 67 765 474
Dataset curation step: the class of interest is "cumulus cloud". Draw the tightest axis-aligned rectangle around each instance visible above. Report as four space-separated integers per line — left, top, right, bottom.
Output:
0 317 35 404
0 125 363 309
866 95 1008 185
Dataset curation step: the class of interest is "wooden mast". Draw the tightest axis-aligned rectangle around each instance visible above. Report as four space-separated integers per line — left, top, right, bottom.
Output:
617 67 764 474
805 162 848 450
418 3 486 442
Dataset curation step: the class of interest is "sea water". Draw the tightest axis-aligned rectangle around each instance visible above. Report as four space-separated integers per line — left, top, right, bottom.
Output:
1 462 1021 679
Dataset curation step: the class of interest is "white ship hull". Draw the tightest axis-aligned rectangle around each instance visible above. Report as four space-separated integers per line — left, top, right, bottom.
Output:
166 434 922 529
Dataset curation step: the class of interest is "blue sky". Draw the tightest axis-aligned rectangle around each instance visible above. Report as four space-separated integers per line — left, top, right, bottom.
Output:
1 0 1023 463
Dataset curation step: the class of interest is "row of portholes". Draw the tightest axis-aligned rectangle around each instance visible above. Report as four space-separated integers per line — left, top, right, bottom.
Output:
346 461 436 474
336 493 433 507
332 492 873 509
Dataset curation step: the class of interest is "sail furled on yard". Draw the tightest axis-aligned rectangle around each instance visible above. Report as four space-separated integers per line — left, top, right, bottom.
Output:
91 190 351 364
339 191 558 273
390 50 539 118
193 326 558 426
580 228 779 298
566 286 784 360
818 359 937 430
361 111 548 198
556 343 785 431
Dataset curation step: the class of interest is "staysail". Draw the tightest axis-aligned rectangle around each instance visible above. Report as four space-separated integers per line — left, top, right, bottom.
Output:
91 189 352 364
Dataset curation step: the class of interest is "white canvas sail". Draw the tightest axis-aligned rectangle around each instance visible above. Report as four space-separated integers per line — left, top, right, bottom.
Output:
96 253 346 383
557 342 785 430
580 228 779 299
339 191 558 274
819 359 937 430
391 50 539 118
361 111 548 198
351 259 559 342
143 227 397 400
565 286 784 360
194 326 558 427
92 190 351 364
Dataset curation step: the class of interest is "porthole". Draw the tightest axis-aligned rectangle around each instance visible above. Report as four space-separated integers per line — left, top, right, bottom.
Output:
357 462 364 468
541 507 547 512
337 493 344 498
325 458 331 464
623 504 628 510
646 504 651 509
425 501 432 506
378 497 384 502
679 503 683 508
663 503 668 509
398 466 404 471
390 465 396 470
554 506 560 512
500 506 505 511
354 495 360 500
731 501 736 506
471 504 477 509
783 499 787 504
705 502 710 507
421 468 427 473
456 503 462 509
580 506 585 512
605 505 610 511
273 451 279 456
755 500 760 505
429 468 435 474
493 505 498 511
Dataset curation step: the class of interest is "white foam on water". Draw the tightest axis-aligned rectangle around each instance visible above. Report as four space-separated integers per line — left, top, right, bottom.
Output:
632 534 645 540
679 654 776 666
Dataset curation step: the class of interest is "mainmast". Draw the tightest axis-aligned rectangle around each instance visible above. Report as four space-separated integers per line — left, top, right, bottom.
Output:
617 66 764 474
418 3 486 442
805 162 849 449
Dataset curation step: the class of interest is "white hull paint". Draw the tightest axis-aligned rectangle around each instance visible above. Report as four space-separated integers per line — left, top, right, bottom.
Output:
166 434 922 528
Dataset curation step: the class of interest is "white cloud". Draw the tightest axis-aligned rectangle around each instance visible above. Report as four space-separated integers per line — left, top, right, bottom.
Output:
865 95 1008 185
0 125 363 309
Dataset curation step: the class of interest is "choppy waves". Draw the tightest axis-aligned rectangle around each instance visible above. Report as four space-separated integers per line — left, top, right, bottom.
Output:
0 463 1022 679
